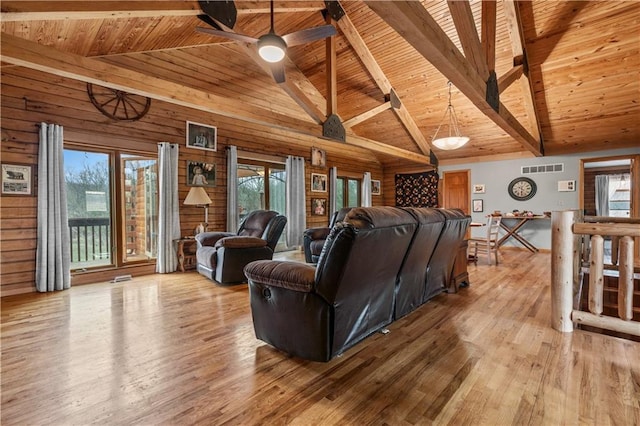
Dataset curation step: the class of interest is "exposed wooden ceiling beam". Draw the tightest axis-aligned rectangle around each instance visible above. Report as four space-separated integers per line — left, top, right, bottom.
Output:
325 13 338 117
343 102 391 128
1 33 430 164
335 2 431 158
481 0 497 73
447 0 490 80
345 134 432 165
498 64 524 93
0 33 317 131
502 0 542 146
364 0 541 157
0 1 324 21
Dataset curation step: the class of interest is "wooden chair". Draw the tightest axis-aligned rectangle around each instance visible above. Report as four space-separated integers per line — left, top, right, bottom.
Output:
469 215 502 265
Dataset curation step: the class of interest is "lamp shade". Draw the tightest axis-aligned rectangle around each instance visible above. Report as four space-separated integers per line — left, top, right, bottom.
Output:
184 187 212 206
432 135 470 150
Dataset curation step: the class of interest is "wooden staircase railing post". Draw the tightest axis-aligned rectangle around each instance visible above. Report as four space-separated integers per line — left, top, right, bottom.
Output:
588 235 604 315
619 235 634 321
551 210 579 332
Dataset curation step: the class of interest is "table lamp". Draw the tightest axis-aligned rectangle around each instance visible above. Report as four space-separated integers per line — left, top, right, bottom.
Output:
184 187 212 234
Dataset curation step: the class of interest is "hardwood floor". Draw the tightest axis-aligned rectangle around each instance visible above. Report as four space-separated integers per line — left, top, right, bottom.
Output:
2 250 638 425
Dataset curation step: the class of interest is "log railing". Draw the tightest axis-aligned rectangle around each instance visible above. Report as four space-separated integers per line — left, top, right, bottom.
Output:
551 211 640 337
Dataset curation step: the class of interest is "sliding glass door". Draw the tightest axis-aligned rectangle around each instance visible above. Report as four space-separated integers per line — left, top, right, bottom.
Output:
65 150 112 269
64 148 158 271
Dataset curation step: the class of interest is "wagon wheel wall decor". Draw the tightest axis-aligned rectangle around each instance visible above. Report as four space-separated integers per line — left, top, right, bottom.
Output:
87 83 151 121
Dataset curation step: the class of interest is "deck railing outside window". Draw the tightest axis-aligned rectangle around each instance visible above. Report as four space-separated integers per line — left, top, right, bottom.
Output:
68 217 111 267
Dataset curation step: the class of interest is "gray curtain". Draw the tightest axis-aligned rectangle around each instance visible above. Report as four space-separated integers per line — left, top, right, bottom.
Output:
595 175 610 216
36 122 71 292
329 166 338 214
227 145 238 232
156 143 180 273
362 171 372 207
285 156 305 248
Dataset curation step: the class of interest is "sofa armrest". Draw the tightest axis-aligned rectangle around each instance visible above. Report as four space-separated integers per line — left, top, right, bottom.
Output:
196 231 235 247
244 260 316 293
215 236 267 249
304 227 331 240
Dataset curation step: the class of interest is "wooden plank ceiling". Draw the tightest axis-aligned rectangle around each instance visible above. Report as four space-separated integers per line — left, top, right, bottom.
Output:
1 1 639 166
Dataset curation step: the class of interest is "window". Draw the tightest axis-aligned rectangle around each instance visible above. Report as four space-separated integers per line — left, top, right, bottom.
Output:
608 174 630 217
237 160 286 250
336 176 361 209
237 161 286 220
64 148 158 271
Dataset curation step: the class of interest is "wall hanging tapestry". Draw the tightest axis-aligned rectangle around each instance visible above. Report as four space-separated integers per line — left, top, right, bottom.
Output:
395 171 439 207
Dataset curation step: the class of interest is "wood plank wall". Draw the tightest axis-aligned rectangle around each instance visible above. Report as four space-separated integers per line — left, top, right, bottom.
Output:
0 67 386 296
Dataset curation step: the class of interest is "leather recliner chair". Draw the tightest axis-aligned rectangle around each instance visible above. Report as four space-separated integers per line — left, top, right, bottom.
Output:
303 207 352 263
195 210 287 284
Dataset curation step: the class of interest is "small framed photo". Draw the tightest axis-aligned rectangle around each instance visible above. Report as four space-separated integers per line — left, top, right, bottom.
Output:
2 163 32 196
186 121 217 151
473 184 485 194
312 198 327 216
371 179 381 195
472 199 484 213
311 173 327 192
311 147 326 167
187 160 216 187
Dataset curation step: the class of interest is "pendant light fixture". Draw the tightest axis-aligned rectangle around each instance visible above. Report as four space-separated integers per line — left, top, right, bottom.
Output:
431 81 470 150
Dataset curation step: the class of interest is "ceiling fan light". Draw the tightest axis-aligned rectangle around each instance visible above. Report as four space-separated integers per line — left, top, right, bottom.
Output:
258 33 286 63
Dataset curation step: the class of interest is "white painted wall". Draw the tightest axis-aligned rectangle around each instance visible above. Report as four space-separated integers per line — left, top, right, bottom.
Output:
438 147 640 250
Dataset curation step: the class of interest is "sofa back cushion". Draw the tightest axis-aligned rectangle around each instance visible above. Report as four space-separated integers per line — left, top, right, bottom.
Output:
424 209 471 301
314 206 417 355
238 210 278 237
395 207 446 318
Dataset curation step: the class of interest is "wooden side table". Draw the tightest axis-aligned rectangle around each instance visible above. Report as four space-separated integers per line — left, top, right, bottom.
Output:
174 237 197 272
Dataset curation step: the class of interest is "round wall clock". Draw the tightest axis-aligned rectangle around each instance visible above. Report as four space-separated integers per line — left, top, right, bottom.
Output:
508 177 537 201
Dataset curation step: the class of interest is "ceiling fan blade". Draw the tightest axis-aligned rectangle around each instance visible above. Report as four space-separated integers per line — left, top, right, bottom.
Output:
195 27 259 44
281 25 337 47
268 62 286 84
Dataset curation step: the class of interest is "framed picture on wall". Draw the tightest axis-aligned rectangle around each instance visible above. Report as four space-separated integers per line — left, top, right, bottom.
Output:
1 163 32 196
371 179 381 195
473 184 485 194
187 160 216 187
311 147 326 167
311 173 327 192
186 121 217 151
472 199 484 213
312 198 327 216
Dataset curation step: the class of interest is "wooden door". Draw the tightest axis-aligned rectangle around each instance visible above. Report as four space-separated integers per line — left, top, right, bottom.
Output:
442 170 470 214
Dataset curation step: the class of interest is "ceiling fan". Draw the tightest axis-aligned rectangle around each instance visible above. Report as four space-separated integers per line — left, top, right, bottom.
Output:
196 0 337 83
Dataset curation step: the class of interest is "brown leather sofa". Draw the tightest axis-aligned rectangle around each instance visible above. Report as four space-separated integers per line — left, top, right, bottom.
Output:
303 207 352 263
195 210 287 284
244 206 470 362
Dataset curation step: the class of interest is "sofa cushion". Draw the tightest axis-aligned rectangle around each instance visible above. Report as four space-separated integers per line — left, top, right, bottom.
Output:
215 236 267 249
196 246 217 270
245 260 316 292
